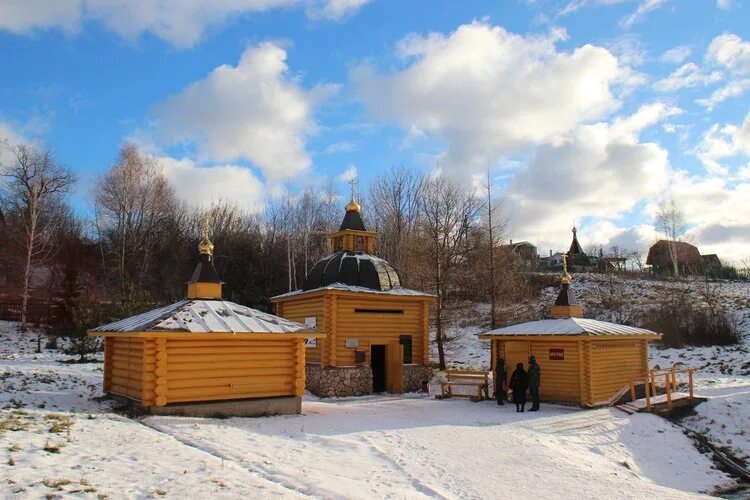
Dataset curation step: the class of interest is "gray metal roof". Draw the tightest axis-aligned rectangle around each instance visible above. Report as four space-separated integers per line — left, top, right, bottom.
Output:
272 282 435 300
478 317 660 337
91 300 318 334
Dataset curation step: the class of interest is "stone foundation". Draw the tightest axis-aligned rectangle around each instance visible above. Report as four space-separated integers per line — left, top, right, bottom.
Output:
306 364 433 397
109 393 301 417
403 364 433 393
306 364 373 397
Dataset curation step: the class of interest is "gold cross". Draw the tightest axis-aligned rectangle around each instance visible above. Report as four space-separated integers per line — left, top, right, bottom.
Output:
349 177 358 202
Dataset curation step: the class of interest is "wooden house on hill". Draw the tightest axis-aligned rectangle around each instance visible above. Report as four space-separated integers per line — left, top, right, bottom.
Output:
272 195 435 397
479 258 662 407
646 240 702 275
90 222 323 417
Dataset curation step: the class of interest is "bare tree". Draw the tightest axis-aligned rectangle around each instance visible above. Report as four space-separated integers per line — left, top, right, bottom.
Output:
419 173 484 369
654 198 687 278
2 143 76 330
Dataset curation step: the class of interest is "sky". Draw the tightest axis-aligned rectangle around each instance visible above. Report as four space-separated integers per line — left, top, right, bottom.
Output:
0 0 749 263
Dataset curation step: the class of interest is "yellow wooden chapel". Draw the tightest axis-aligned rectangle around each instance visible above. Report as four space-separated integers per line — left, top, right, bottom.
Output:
272 195 435 397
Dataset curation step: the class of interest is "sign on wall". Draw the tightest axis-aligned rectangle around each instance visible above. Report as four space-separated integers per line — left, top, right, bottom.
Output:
549 348 565 360
304 317 317 328
305 338 317 348
346 338 359 349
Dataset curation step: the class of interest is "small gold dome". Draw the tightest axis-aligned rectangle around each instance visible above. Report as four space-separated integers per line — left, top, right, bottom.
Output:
198 237 214 256
345 199 361 213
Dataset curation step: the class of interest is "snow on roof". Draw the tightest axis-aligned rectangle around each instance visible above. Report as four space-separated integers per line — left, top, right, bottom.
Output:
478 317 660 338
272 282 435 299
91 299 318 334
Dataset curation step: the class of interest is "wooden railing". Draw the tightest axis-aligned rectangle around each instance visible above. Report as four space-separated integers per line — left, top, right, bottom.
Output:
629 366 694 413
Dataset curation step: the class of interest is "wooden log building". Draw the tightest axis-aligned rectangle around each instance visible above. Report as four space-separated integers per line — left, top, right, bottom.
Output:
89 222 323 417
272 194 435 397
479 257 662 407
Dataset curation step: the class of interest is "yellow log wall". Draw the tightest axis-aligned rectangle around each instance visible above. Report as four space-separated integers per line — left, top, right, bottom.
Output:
587 339 647 404
333 296 429 366
161 338 297 404
529 340 580 403
275 297 327 364
108 337 145 401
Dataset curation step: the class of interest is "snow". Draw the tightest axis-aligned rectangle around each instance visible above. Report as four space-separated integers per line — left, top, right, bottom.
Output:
0 319 741 498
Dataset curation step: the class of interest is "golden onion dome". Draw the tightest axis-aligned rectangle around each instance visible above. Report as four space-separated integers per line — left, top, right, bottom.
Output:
198 212 214 256
345 198 361 213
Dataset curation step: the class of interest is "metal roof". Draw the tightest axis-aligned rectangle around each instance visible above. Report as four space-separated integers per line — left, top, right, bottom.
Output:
478 317 660 337
272 282 435 300
91 299 318 334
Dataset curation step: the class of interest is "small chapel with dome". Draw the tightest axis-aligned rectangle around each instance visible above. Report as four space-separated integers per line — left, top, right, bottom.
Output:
272 193 434 397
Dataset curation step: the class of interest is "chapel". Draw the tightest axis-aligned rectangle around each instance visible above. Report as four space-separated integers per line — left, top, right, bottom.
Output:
272 192 434 397
90 219 322 417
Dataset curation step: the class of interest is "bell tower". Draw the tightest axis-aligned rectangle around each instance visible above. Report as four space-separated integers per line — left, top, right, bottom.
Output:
329 178 376 254
550 252 583 318
186 213 223 300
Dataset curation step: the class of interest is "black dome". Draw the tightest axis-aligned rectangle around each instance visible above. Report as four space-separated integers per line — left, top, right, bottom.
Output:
303 251 401 291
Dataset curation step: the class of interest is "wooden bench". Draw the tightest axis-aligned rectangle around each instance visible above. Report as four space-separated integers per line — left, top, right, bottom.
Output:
437 370 490 402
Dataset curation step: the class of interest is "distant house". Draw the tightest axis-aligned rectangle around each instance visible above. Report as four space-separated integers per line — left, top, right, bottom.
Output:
500 240 538 268
646 240 702 275
701 254 722 275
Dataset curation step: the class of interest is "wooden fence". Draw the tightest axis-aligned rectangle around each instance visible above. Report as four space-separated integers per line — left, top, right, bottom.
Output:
0 301 65 327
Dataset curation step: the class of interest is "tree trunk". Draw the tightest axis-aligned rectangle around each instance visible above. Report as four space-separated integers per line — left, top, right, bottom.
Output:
435 254 446 370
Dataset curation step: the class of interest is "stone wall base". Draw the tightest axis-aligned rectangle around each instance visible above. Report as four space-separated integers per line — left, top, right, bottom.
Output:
403 364 433 393
307 364 372 397
306 364 433 397
109 393 301 417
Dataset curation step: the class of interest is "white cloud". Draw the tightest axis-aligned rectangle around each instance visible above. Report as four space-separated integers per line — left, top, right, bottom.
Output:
706 33 750 75
558 0 627 17
504 103 677 254
696 79 750 111
157 156 265 211
716 0 733 10
307 0 370 20
620 0 667 28
0 120 30 168
694 111 750 174
338 164 358 182
653 63 723 92
0 0 370 47
153 42 338 181
354 22 630 171
659 45 692 65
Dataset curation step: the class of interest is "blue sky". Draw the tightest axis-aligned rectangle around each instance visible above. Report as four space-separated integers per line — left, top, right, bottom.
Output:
1 0 749 261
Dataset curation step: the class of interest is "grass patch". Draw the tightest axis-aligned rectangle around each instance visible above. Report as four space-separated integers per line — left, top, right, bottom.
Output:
45 414 74 434
0 416 29 432
43 441 63 454
42 478 72 490
154 488 168 496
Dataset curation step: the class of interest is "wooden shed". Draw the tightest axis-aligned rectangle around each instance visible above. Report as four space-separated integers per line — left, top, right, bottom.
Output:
89 226 323 417
272 195 434 397
479 265 662 407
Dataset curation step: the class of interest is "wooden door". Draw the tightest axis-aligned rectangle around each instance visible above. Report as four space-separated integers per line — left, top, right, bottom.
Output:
386 343 404 393
371 345 386 392
504 341 530 374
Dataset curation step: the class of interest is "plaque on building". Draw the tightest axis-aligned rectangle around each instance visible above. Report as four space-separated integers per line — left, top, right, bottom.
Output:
549 348 564 360
346 338 359 348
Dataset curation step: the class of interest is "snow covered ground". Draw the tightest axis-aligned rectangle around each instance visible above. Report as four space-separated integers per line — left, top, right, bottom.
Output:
0 319 744 498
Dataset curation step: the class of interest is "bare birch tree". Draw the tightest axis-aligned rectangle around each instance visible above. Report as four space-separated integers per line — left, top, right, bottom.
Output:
654 198 686 277
2 143 75 330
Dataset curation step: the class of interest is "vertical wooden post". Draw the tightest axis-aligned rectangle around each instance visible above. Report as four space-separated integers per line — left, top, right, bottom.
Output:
630 379 636 402
577 339 586 407
154 338 167 407
328 295 337 367
294 338 306 396
688 369 694 401
422 300 431 366
645 375 651 412
671 367 677 391
665 372 672 410
103 338 113 393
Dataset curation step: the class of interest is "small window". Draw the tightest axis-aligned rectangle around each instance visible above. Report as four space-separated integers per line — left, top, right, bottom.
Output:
355 236 365 252
400 335 413 364
354 309 404 314
334 238 343 251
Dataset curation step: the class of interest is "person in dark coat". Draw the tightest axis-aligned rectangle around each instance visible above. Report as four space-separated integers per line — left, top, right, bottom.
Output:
509 363 528 412
495 358 507 405
528 355 541 412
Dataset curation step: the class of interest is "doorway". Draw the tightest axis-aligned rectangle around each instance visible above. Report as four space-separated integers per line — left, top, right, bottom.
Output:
371 345 386 392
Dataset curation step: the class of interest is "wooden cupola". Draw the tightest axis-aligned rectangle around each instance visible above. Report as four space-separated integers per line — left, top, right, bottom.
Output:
329 186 376 254
550 252 583 319
186 214 223 300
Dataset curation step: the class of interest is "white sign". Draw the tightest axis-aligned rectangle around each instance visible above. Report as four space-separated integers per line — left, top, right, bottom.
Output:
304 317 317 328
305 338 317 348
346 338 359 349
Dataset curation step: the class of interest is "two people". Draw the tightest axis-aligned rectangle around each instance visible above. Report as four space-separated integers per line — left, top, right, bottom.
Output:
497 356 541 412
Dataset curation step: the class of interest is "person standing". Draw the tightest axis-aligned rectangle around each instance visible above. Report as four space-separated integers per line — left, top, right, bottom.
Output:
495 358 507 405
528 355 541 412
509 362 528 413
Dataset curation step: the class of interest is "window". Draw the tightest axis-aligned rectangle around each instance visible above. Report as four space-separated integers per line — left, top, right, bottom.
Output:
355 236 365 252
400 335 413 364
